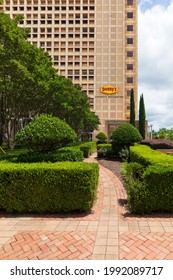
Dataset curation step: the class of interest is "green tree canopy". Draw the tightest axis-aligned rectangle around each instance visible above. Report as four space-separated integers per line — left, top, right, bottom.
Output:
0 13 100 148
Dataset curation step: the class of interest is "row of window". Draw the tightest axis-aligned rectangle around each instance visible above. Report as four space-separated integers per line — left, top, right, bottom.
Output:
5 0 133 5
10 6 95 11
7 0 95 4
30 34 134 43
23 19 94 24
68 70 94 75
31 33 95 38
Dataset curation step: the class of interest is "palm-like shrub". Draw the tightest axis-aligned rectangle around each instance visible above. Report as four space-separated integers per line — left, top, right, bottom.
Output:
15 114 77 152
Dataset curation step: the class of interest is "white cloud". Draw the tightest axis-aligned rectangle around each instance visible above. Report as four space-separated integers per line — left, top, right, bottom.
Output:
138 1 173 131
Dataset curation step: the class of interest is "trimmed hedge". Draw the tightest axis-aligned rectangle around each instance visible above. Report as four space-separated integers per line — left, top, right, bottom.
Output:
80 141 97 158
130 144 173 167
97 144 112 158
0 161 99 213
123 145 173 214
16 148 84 163
125 164 173 214
140 139 173 150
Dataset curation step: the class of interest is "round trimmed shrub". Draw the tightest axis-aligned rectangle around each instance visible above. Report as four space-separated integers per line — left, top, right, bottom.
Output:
96 131 107 144
15 114 77 152
111 123 142 154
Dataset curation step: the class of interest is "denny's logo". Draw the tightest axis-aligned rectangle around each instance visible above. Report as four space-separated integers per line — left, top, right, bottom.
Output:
100 85 118 95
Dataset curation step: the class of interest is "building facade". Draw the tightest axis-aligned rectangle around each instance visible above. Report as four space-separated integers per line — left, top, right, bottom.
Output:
0 0 138 136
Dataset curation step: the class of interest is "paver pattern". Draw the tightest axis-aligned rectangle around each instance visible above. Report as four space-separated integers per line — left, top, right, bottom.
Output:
0 153 173 260
0 231 95 260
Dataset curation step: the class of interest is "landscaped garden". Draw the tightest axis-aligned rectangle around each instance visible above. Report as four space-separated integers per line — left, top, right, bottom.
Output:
0 115 99 214
96 124 173 216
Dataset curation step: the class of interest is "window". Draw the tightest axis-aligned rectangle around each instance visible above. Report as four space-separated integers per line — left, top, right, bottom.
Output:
127 38 133 44
127 12 133 18
127 64 133 70
127 77 133 83
127 0 133 5
127 51 133 57
127 25 133 31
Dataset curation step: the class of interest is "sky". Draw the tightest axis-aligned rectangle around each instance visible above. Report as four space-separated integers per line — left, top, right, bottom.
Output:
138 0 173 131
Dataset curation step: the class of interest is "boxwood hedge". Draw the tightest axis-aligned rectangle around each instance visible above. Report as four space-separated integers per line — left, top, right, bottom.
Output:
16 148 84 163
130 144 173 167
126 164 173 214
0 161 99 213
124 145 173 214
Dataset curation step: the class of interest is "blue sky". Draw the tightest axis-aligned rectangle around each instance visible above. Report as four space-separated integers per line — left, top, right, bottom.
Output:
138 0 173 131
139 0 171 11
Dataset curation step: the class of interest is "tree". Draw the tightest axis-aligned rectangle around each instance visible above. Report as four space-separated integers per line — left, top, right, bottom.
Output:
15 114 77 153
130 88 135 126
81 110 100 141
0 13 100 148
139 93 146 139
0 13 54 149
45 78 99 139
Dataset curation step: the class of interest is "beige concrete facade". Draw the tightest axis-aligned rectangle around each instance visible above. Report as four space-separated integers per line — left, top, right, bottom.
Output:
0 0 138 135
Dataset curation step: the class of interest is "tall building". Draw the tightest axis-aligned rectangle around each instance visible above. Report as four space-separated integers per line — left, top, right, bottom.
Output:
0 0 138 136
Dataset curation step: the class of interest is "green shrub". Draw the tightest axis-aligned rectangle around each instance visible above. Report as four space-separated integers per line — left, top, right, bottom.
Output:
122 162 145 184
80 145 91 158
97 144 112 158
140 139 173 150
80 141 97 158
16 148 84 163
125 145 173 214
126 179 151 214
127 165 173 214
143 165 173 212
111 142 123 156
15 114 77 153
0 161 99 213
96 132 107 144
96 132 107 141
67 141 96 154
119 147 129 162
97 143 111 150
130 144 173 167
86 141 97 154
111 123 142 155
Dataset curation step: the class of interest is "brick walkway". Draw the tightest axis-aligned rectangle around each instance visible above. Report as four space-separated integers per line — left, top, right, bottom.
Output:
0 153 173 260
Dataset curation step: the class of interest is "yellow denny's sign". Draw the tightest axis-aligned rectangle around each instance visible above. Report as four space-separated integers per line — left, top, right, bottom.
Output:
100 85 118 95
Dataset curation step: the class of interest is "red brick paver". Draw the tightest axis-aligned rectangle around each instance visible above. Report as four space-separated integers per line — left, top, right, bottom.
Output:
120 232 173 260
0 231 95 260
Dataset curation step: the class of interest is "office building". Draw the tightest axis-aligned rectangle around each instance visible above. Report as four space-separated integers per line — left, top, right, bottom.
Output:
0 0 138 135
